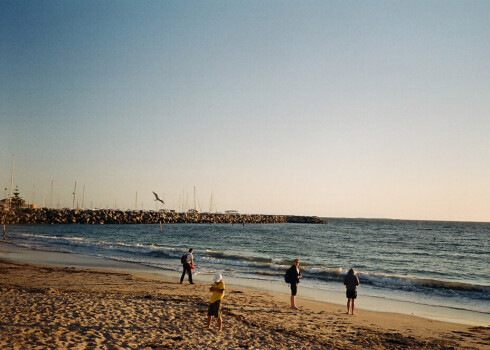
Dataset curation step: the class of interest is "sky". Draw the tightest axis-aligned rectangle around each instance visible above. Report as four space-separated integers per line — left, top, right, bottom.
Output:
1 1 489 222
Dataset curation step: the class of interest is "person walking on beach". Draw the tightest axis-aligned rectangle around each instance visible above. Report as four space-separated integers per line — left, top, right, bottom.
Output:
344 268 360 315
180 248 195 284
285 258 302 309
207 273 225 331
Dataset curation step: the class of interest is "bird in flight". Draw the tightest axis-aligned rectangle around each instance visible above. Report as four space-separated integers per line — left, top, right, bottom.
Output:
152 192 165 204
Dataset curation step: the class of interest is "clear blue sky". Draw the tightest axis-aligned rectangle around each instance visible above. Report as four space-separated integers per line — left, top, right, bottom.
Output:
1 1 489 221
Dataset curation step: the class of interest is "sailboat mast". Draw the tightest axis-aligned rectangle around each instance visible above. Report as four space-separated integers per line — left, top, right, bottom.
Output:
209 191 214 213
72 181 77 209
50 180 54 208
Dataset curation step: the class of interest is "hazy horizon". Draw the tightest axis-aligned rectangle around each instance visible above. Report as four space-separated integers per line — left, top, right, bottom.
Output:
2 1 489 222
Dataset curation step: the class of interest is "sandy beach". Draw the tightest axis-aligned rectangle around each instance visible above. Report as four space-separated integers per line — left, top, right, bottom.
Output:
0 243 488 349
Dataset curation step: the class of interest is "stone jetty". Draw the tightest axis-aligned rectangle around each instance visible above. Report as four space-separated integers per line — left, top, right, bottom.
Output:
0 208 326 225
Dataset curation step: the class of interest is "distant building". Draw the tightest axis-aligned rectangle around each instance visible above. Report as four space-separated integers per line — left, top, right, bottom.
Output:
225 210 240 216
0 198 37 209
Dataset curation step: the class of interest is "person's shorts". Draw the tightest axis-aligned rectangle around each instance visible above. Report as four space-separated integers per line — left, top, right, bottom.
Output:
208 300 222 317
346 290 357 299
290 283 298 296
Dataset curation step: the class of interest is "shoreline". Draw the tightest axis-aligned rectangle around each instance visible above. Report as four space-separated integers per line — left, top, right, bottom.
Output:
1 241 489 349
2 240 489 327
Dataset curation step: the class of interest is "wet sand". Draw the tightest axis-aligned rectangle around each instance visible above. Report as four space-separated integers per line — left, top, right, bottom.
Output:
1 247 489 349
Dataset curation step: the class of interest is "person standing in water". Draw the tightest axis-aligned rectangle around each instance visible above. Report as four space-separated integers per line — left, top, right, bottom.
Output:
286 258 302 309
343 268 360 315
180 248 195 284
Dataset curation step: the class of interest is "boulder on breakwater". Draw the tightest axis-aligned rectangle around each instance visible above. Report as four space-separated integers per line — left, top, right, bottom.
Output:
0 208 326 225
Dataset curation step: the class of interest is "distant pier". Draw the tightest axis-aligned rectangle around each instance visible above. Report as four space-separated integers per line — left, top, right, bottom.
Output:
0 208 326 225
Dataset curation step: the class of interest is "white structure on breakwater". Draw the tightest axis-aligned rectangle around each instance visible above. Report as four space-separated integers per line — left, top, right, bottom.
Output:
224 210 240 216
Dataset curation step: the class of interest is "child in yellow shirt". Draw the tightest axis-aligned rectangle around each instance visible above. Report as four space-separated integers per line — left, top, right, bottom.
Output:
207 273 225 331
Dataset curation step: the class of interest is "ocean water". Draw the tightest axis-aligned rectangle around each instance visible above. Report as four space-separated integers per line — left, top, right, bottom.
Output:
4 218 489 325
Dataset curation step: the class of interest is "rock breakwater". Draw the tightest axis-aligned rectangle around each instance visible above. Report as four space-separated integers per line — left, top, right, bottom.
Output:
0 208 326 225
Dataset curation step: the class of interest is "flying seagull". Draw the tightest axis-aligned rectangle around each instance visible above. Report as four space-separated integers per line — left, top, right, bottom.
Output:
152 192 165 204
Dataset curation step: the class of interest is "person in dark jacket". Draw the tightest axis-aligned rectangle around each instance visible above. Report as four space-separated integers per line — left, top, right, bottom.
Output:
180 248 194 284
343 268 360 315
287 258 302 309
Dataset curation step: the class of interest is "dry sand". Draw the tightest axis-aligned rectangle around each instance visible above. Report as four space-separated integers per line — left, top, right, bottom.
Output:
0 258 488 349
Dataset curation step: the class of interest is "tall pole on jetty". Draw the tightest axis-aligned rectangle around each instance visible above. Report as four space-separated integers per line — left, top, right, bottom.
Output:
9 154 15 204
72 181 77 209
82 185 85 209
135 192 138 210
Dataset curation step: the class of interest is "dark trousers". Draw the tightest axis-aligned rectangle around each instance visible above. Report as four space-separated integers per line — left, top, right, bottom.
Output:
290 282 298 296
180 263 193 283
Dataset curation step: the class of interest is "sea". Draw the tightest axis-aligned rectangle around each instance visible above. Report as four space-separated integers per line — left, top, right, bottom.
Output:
3 218 489 326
